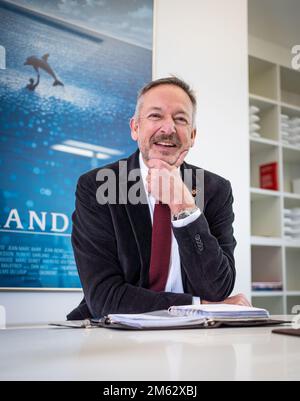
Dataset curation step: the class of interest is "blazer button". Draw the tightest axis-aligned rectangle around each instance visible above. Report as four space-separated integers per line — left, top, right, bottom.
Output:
198 242 204 251
194 234 204 252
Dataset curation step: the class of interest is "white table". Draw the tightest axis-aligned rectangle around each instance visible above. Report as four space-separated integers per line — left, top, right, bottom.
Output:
0 317 299 381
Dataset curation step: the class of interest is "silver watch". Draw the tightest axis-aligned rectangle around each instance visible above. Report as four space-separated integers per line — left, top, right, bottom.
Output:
172 207 199 221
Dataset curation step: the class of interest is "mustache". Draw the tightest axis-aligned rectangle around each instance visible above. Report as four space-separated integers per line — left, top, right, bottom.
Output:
151 134 181 146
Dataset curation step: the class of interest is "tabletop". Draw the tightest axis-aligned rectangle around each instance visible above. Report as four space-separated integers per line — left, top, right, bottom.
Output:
0 317 299 381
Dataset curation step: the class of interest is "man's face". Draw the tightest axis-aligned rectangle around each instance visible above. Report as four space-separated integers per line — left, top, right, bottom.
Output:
130 84 197 166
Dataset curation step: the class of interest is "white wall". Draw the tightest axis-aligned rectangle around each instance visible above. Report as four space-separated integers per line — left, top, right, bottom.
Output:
154 0 251 298
0 0 250 325
0 291 83 326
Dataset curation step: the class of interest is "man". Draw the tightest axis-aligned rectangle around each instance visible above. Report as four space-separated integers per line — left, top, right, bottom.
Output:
68 77 249 320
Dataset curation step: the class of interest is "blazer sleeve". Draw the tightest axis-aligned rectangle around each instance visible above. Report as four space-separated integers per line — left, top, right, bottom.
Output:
172 179 237 302
71 173 193 318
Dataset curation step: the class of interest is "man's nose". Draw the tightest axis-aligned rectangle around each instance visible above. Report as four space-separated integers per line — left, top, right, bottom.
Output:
159 116 176 134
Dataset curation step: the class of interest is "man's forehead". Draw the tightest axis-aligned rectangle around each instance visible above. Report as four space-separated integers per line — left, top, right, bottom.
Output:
141 86 193 112
146 106 190 115
143 84 190 99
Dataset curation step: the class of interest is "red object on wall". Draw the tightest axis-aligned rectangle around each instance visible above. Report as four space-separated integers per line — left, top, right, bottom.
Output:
260 162 279 191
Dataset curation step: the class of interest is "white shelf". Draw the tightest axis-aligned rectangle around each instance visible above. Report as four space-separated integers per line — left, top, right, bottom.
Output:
281 103 300 115
284 241 300 248
283 192 300 200
252 291 284 297
250 189 300 200
250 188 280 198
282 144 300 152
251 236 283 246
286 291 300 296
250 137 279 147
249 93 279 106
249 56 300 315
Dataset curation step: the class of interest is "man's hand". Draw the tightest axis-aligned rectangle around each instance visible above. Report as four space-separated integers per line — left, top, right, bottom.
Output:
201 293 252 307
146 150 196 214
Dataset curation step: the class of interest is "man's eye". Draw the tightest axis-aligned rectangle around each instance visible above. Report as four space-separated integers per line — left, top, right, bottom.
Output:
148 114 162 120
175 117 188 125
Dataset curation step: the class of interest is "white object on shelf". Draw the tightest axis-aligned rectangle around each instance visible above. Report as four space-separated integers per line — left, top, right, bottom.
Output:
250 132 261 139
250 115 260 123
284 218 300 227
250 123 261 132
249 105 260 114
252 282 283 291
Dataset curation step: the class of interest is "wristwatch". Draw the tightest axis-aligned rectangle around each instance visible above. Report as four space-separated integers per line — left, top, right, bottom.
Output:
172 206 199 221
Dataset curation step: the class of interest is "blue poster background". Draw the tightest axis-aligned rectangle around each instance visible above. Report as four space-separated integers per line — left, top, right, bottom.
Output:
0 0 153 288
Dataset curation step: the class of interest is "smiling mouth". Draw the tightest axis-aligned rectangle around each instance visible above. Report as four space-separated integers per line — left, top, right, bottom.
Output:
153 142 177 149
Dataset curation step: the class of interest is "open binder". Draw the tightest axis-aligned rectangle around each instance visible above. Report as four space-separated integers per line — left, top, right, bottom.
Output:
94 309 287 331
51 305 289 330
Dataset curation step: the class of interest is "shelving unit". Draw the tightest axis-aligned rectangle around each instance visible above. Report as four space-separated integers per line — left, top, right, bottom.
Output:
249 55 300 314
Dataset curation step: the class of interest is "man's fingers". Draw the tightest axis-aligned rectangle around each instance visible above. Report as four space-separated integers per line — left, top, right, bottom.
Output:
175 150 188 167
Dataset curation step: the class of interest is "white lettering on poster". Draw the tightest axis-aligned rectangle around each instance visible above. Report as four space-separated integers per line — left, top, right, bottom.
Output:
1 209 69 234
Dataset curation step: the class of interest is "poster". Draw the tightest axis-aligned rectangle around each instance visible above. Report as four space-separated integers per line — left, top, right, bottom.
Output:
0 0 153 289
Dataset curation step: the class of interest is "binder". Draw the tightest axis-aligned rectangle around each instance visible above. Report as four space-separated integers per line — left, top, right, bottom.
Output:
50 306 290 331
92 307 288 330
95 316 287 331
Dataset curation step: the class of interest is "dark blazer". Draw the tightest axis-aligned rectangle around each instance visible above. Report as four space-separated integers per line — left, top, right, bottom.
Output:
67 149 236 320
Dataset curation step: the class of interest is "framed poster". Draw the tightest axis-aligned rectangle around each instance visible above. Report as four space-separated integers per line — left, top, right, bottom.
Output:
0 0 153 289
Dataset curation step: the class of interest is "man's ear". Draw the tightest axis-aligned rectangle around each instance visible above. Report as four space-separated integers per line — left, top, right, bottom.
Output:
130 118 139 141
190 129 197 147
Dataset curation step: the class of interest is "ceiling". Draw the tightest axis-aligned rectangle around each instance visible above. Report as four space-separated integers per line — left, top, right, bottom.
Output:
248 0 300 48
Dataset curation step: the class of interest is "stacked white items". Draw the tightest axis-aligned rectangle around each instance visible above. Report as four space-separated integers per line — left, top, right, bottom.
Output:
281 114 300 148
284 208 300 240
249 105 261 139
252 282 283 291
168 304 270 320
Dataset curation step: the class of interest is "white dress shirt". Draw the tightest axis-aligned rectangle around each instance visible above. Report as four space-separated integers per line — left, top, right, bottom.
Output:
139 153 201 304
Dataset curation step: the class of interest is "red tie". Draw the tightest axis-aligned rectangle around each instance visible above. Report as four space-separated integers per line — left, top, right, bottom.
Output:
149 202 172 292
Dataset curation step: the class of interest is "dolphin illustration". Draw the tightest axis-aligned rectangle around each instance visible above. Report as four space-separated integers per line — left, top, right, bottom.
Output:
24 54 64 86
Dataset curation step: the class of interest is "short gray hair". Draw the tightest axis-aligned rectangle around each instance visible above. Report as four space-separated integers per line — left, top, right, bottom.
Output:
134 76 197 127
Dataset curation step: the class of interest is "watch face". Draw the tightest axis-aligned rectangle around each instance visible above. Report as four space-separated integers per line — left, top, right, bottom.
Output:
176 207 198 220
176 211 189 220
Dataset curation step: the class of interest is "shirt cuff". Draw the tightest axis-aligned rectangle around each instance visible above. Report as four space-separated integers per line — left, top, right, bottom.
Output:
172 208 201 228
192 296 201 305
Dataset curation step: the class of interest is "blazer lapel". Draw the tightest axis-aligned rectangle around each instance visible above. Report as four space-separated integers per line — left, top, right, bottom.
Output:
124 150 152 287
